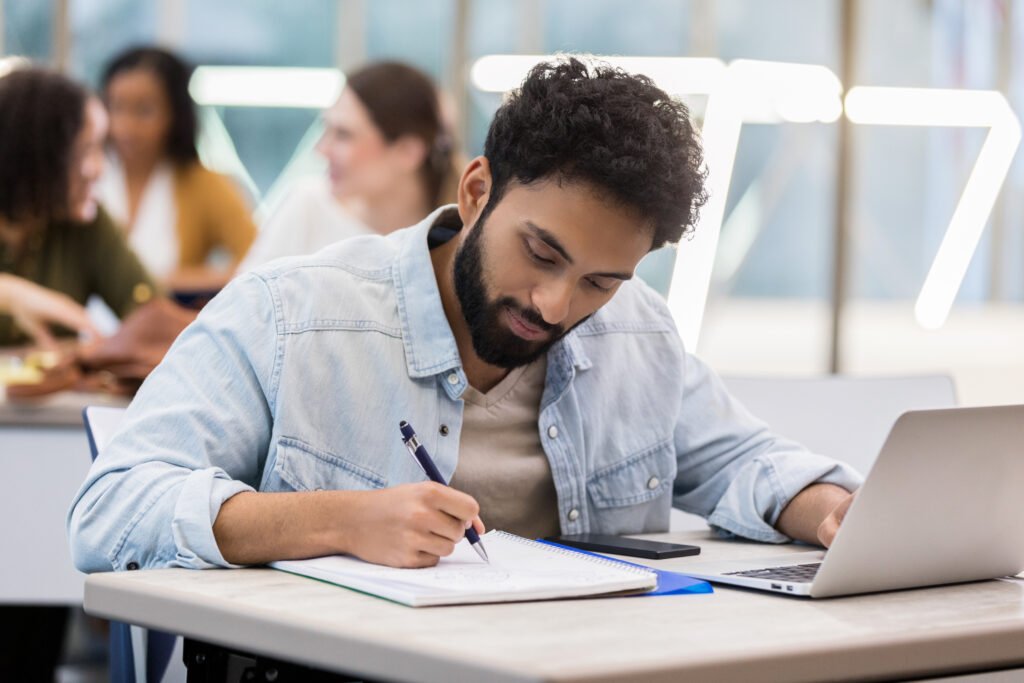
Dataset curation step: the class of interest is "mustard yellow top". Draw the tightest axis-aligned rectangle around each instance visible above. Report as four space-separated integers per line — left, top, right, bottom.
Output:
172 163 256 270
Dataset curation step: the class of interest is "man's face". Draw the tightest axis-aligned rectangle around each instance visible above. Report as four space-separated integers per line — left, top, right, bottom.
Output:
453 178 653 369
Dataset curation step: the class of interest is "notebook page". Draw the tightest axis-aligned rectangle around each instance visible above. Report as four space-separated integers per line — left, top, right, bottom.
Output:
271 530 656 606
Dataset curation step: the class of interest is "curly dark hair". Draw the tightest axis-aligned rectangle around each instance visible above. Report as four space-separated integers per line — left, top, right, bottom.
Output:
0 67 87 222
102 46 199 165
483 56 707 249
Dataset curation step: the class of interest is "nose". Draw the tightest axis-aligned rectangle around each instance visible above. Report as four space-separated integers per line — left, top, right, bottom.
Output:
531 278 574 326
314 131 329 157
82 149 105 182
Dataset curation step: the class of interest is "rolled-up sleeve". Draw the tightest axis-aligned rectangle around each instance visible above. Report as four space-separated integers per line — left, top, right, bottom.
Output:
672 352 863 543
67 273 279 571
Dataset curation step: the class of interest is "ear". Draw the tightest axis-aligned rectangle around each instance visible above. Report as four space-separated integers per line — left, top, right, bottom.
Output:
391 135 429 172
457 156 491 229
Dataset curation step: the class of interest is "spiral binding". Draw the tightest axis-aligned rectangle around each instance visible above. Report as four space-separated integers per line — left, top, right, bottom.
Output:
492 530 657 578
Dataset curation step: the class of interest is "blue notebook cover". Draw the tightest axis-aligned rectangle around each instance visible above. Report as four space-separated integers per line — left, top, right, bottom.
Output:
537 540 713 596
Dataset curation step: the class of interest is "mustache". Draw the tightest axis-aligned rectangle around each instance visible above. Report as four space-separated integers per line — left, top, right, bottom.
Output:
498 297 559 333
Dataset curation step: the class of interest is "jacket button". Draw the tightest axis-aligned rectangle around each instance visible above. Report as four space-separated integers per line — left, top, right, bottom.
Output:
439 424 450 436
126 562 140 571
447 373 459 385
567 508 580 522
547 425 559 439
647 476 660 490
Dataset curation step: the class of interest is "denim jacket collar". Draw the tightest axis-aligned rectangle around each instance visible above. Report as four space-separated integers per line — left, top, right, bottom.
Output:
393 206 464 382
392 205 592 390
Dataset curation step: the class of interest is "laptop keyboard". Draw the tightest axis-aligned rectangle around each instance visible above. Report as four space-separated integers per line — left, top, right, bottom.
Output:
724 562 822 583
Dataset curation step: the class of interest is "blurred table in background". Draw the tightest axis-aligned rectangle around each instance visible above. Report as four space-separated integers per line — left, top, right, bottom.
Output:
1 387 127 604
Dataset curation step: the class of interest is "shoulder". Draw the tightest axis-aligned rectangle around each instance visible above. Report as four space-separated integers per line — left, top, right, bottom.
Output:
284 175 334 204
175 162 248 204
575 277 679 339
54 204 125 244
268 178 369 237
245 230 406 332
253 229 399 285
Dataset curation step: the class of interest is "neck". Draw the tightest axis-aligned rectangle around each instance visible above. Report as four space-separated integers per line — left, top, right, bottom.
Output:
122 155 162 182
429 234 510 393
346 175 430 235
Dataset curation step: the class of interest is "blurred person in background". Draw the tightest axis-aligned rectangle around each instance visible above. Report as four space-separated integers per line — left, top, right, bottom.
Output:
0 65 157 681
0 67 156 351
98 46 256 295
240 60 461 271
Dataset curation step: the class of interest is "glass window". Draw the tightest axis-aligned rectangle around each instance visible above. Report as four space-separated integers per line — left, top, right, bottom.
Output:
3 0 55 61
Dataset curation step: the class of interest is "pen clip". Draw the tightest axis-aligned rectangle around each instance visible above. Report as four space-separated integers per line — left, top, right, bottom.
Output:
402 434 428 477
404 433 422 452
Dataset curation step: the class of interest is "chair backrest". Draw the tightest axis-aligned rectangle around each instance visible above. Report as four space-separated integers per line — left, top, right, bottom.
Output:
80 405 173 683
82 406 128 461
721 374 958 477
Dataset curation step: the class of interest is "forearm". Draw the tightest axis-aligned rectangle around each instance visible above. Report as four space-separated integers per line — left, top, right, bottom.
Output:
213 489 361 565
213 483 483 569
775 483 851 546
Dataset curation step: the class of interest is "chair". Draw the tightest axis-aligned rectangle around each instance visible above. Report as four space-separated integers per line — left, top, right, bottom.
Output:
82 407 181 683
670 374 958 531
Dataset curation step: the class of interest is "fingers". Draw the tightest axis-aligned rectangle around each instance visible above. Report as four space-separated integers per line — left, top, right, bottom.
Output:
426 507 469 544
428 482 480 525
41 294 102 339
418 531 459 558
11 284 102 345
13 313 59 351
818 516 840 548
817 492 857 548
357 484 483 568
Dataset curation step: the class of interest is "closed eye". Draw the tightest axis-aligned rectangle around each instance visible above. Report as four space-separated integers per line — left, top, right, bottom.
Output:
585 277 613 293
524 238 556 266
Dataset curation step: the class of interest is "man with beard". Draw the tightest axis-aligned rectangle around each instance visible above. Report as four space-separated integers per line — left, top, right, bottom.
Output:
69 57 860 573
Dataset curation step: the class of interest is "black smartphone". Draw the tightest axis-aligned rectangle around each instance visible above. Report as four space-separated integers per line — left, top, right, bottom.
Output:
545 534 700 560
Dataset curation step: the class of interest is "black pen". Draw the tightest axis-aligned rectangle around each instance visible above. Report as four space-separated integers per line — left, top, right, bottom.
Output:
399 420 489 563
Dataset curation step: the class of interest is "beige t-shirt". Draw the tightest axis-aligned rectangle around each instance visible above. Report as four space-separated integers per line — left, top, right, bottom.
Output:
449 357 561 540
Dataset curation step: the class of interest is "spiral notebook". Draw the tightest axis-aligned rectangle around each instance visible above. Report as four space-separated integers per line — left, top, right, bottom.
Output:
271 530 658 607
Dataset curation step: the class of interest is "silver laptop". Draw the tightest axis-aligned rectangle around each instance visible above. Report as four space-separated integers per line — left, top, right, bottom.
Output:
682 405 1024 598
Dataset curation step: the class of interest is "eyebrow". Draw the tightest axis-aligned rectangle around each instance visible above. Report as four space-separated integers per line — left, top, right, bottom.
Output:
524 221 634 281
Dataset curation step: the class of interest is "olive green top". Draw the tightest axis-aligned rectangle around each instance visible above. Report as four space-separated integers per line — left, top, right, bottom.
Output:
0 206 157 347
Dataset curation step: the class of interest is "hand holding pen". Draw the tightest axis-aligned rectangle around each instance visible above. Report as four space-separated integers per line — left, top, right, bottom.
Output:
400 421 490 563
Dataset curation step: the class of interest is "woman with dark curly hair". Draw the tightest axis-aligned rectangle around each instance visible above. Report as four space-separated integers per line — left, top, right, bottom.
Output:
0 65 160 681
0 67 156 349
98 46 256 293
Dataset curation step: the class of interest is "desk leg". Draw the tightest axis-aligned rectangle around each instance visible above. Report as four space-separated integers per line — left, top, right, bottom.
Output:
183 638 376 682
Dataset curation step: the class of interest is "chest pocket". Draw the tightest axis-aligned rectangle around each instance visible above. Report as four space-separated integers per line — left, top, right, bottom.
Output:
274 436 387 492
587 439 675 508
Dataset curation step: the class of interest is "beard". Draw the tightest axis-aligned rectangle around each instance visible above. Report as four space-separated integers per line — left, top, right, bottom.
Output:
452 211 569 370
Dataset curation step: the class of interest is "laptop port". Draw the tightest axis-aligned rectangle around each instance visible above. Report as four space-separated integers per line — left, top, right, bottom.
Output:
771 583 782 590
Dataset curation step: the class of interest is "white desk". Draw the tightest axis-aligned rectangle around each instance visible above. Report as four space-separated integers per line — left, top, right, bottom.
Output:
1 390 126 604
83 531 1024 682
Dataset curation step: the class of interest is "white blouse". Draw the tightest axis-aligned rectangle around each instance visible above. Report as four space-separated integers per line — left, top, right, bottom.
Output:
96 155 179 280
239 176 371 273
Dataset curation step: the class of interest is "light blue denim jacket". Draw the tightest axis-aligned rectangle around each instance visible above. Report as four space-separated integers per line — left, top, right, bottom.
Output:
68 206 861 572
